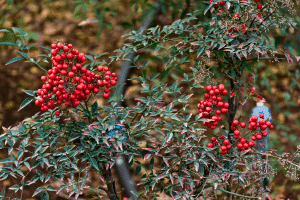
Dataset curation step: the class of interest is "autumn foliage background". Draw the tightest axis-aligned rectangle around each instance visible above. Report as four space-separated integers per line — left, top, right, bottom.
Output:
0 0 300 199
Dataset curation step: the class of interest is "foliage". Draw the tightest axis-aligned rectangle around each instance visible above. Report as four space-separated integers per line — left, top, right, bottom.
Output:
0 0 300 200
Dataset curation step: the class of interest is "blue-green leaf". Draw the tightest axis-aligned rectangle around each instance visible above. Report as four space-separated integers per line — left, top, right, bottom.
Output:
0 42 16 47
23 90 35 97
18 98 34 112
41 192 49 200
18 51 29 59
0 158 13 163
5 57 24 65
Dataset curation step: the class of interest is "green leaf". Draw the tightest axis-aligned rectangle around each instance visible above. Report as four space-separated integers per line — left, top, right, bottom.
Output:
197 47 204 58
0 42 16 47
90 158 99 170
0 158 13 164
41 192 49 200
160 68 171 81
18 51 29 59
91 101 98 114
33 187 45 197
39 46 52 52
5 57 24 65
18 98 34 112
0 29 11 33
135 166 141 176
23 90 35 97
11 27 24 34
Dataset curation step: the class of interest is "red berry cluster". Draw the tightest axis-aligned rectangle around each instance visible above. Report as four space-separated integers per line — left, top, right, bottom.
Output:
210 0 226 7
198 84 228 130
207 136 232 155
35 42 117 116
231 114 273 151
206 112 274 154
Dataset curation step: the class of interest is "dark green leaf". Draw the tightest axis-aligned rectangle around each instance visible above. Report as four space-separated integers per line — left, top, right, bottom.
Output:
41 192 49 200
0 42 16 47
90 158 99 170
39 46 52 52
23 90 35 97
18 98 34 112
18 51 29 59
135 166 141 176
5 57 24 65
197 47 204 58
0 158 13 164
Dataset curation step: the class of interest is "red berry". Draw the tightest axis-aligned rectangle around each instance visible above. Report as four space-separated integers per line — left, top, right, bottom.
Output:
207 143 213 148
259 119 265 125
51 43 57 49
221 108 228 113
218 102 224 107
204 94 210 99
68 72 74 78
251 115 258 122
221 145 227 151
211 137 217 142
209 90 215 96
67 44 73 48
234 14 240 19
55 111 60 116
266 121 271 127
206 85 212 91
243 143 249 149
223 102 229 108
220 135 224 139
234 130 240 136
237 143 243 149
259 114 264 118
234 135 239 139
57 42 63 49
226 144 231 150
257 4 262 9
221 150 227 155
249 141 255 147
262 132 268 137
220 1 225 6
269 125 273 130
104 67 109 71
63 46 69 52
218 84 225 91
251 136 256 141
232 120 239 126
214 89 220 94
254 0 259 2
216 110 221 115
256 134 262 140
223 139 230 145
240 122 246 128
240 138 246 144
41 76 47 81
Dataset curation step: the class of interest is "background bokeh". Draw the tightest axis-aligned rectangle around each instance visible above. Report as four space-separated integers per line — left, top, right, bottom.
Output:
0 0 299 199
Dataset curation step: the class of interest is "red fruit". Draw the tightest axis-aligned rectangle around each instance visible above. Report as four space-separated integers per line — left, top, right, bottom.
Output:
41 76 47 81
213 3 219 7
104 67 109 71
232 120 239 126
209 90 215 96
249 141 255 147
240 138 246 144
234 135 239 139
68 72 74 78
262 132 268 137
240 122 246 128
221 145 227 151
251 136 256 141
220 1 225 6
226 144 231 150
269 125 273 130
259 114 264 118
223 102 229 108
207 143 213 148
61 70 67 76
221 108 228 113
260 125 268 131
205 107 211 112
218 102 224 107
204 93 210 99
254 0 259 2
221 150 227 155
50 49 57 56
251 115 258 122
234 14 240 19
250 122 256 127
216 96 222 101
259 119 265 125
63 46 69 52
220 135 224 139
212 95 217 100
218 84 225 91
67 44 73 48
266 121 271 127
243 143 249 149
57 42 63 49
197 103 201 109
206 85 213 91
222 90 228 95
211 137 217 142
51 43 57 49
234 130 240 136
223 139 230 145
257 4 262 9
256 134 262 140
93 88 99 93
214 89 220 94
102 92 110 99
237 143 243 149
216 110 221 115
66 52 73 59
231 126 235 130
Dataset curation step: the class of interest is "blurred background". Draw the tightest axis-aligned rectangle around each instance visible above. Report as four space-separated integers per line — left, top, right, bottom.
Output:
0 0 299 199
